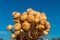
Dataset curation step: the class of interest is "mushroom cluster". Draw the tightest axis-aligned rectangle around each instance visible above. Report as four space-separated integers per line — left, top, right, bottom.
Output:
6 8 50 40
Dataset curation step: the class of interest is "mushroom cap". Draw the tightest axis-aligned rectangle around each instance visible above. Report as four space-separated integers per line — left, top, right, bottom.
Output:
20 12 27 20
14 31 20 35
10 34 16 38
12 12 20 18
27 8 33 13
45 21 50 28
27 15 34 22
22 21 31 31
43 30 48 35
6 25 13 30
34 17 40 23
40 13 47 20
14 23 21 30
38 24 45 30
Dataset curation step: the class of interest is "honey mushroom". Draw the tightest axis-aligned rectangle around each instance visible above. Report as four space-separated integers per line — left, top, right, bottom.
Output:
14 30 20 35
38 24 45 30
10 33 16 38
20 12 27 20
28 10 34 15
40 13 47 20
27 8 33 15
6 25 13 30
45 21 50 29
43 30 48 35
34 12 41 23
12 12 20 18
40 20 46 25
34 17 40 23
22 21 31 31
27 15 34 22
14 23 21 30
34 11 41 18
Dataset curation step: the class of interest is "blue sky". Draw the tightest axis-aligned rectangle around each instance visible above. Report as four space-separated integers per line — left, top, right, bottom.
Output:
0 0 60 40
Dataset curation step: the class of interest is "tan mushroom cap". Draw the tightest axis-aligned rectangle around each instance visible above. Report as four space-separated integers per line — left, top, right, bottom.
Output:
27 15 34 22
10 34 16 38
34 11 41 18
22 21 31 31
20 12 27 20
27 8 33 13
45 21 50 28
14 23 21 30
40 20 46 25
14 31 20 35
12 12 20 18
38 24 45 30
43 30 48 35
34 17 40 23
6 25 13 30
40 13 47 20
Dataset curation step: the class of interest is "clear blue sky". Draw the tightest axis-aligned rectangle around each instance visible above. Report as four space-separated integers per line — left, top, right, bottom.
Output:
0 0 60 40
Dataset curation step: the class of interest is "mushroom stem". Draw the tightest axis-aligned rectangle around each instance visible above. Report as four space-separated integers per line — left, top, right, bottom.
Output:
28 31 33 39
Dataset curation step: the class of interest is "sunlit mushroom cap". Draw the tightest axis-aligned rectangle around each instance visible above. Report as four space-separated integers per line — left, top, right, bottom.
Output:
43 30 48 35
28 11 34 15
34 18 40 23
34 11 41 18
14 23 21 30
6 25 13 30
45 21 50 28
20 12 27 20
27 8 33 13
40 20 46 25
10 34 16 38
40 13 47 20
12 12 20 18
27 15 34 22
22 21 31 31
14 31 20 35
38 24 45 30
